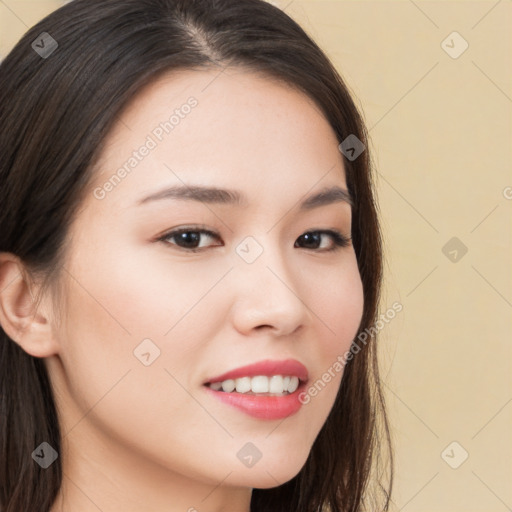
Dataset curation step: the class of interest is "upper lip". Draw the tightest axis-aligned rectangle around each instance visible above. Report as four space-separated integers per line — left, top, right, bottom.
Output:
203 358 309 385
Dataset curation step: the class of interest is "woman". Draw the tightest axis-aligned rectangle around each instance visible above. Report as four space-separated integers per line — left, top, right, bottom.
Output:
0 0 393 510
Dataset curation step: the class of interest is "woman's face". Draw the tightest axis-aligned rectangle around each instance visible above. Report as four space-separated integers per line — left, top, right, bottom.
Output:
45 67 364 507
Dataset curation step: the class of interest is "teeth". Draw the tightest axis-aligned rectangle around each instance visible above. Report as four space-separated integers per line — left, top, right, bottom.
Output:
251 376 269 393
208 375 302 395
235 377 251 393
221 379 236 392
269 375 284 393
288 376 299 393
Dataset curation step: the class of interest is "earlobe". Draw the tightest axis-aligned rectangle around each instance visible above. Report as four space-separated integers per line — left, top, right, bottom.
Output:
0 253 58 358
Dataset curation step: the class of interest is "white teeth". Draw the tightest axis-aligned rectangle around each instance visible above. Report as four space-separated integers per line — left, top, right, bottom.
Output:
221 379 235 392
269 375 284 393
208 375 302 395
251 376 269 393
235 376 251 393
288 376 299 393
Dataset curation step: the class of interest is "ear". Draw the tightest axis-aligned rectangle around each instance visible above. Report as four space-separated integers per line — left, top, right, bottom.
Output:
0 252 59 358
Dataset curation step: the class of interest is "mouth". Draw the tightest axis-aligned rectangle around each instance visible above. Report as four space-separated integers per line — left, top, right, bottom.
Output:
204 374 305 396
201 359 309 419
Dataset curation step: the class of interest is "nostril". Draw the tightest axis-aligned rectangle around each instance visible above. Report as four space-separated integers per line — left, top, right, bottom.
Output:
255 324 272 330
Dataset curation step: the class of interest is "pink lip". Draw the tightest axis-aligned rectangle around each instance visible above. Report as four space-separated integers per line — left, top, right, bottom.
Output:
203 358 309 384
203 381 307 420
202 359 309 420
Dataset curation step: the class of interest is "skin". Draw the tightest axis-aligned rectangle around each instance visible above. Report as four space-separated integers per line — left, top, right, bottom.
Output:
0 67 364 512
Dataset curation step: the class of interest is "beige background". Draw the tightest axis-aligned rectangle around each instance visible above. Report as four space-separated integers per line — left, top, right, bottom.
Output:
1 1 511 510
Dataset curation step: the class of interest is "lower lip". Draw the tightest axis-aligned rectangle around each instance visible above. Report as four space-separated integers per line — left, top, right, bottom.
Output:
203 382 307 420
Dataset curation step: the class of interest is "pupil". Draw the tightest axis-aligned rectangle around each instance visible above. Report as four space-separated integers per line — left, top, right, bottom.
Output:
179 232 200 247
301 232 320 248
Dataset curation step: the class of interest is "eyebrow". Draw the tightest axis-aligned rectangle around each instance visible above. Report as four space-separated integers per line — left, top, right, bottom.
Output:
137 184 353 210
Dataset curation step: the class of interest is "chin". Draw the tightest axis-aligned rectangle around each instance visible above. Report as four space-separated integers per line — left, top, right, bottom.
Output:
250 467 303 489
231 452 309 489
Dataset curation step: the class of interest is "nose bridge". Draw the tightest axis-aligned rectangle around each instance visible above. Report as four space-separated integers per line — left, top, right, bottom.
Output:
235 233 294 290
232 233 309 334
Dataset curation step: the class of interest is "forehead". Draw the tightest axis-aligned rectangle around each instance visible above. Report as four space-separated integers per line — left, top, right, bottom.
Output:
85 67 347 214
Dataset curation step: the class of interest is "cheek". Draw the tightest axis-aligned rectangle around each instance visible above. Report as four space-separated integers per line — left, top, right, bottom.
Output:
87 244 231 340
55 258 231 479
57 242 230 398
311 254 365 357
294 253 364 420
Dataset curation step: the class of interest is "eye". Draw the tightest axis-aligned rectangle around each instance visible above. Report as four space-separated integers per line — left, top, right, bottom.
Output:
294 230 351 252
157 227 222 252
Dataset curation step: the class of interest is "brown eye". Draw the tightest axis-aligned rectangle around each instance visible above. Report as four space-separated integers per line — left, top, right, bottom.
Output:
294 230 351 251
158 228 221 251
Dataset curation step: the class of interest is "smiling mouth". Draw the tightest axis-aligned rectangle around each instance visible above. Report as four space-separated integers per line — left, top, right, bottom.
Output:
204 374 303 396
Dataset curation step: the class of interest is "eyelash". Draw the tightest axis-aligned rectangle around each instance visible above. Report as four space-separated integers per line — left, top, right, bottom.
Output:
156 226 351 253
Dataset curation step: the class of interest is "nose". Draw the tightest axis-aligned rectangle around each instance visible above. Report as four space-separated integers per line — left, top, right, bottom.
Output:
229 239 311 337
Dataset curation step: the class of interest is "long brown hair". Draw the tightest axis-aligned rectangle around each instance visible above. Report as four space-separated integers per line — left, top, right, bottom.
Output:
0 0 392 510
